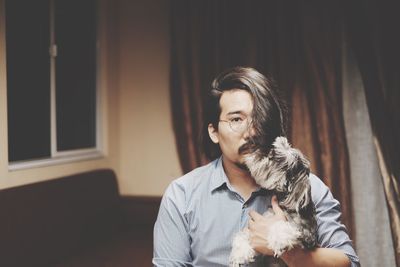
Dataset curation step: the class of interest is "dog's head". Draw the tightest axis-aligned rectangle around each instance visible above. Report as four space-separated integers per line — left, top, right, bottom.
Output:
244 136 311 212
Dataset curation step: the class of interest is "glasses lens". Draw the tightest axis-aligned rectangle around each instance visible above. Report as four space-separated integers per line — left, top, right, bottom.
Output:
230 119 250 133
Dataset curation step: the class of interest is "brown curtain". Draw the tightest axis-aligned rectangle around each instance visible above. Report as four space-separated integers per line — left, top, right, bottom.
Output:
346 0 400 265
170 0 354 238
288 3 354 239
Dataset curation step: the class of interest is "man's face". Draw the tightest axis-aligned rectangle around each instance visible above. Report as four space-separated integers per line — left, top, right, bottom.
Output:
208 89 254 167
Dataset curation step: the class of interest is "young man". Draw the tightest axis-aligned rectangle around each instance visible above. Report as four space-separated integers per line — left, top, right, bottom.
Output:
153 67 360 266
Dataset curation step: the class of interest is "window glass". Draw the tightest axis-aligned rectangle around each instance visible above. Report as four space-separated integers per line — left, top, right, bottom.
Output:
55 0 97 151
6 0 99 163
6 0 51 162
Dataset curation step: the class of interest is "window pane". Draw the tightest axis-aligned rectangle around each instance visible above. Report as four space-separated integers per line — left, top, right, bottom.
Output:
6 0 51 162
55 0 97 151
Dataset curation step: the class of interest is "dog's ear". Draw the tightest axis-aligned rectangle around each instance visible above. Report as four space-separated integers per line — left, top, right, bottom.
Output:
271 136 312 212
280 148 311 212
281 169 311 212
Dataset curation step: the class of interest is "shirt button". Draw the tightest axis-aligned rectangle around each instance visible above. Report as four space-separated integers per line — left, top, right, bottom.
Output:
243 204 248 208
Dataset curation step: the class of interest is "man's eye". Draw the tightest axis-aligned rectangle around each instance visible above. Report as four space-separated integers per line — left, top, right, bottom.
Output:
230 117 243 123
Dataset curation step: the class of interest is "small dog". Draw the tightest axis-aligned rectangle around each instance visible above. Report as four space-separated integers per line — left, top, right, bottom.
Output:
229 136 317 267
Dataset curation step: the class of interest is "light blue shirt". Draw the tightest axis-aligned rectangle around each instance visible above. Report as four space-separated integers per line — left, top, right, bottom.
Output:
153 157 360 266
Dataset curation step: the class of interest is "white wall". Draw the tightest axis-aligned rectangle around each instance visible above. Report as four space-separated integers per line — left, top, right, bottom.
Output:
116 0 182 196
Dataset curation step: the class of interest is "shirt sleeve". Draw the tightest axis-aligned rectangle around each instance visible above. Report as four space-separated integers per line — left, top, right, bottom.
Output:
153 181 193 267
310 174 360 267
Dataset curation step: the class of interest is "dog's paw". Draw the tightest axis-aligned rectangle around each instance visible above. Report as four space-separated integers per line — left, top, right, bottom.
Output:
267 221 301 257
229 229 257 267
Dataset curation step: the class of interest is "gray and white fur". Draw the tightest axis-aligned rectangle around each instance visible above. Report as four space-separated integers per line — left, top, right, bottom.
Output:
229 136 317 267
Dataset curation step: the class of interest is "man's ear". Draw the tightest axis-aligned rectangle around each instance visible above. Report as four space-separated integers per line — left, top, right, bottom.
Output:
208 123 219 144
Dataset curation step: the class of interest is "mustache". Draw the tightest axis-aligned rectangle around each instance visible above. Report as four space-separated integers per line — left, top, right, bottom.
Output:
238 139 257 155
238 136 273 155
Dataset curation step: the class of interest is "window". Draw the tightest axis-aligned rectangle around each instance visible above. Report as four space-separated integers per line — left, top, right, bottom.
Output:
6 0 101 169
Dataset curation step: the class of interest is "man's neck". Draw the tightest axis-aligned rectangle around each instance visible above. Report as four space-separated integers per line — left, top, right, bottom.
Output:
222 156 258 201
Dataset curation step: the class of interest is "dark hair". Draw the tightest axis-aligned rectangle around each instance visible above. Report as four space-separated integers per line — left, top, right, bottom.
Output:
201 66 288 160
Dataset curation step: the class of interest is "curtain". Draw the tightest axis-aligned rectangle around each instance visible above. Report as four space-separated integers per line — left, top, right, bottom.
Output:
343 40 396 266
170 0 354 238
346 0 400 265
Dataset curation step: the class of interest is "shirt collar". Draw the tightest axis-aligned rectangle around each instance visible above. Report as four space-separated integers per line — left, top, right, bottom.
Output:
210 157 230 193
209 156 269 196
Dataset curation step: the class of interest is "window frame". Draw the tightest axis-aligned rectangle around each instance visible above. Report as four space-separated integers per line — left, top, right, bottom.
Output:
7 0 104 171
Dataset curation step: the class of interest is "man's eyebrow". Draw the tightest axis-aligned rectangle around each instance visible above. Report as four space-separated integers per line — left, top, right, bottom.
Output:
226 111 244 116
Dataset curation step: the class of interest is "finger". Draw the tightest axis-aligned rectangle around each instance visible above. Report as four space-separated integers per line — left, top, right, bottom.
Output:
249 210 264 221
248 219 254 230
271 195 285 217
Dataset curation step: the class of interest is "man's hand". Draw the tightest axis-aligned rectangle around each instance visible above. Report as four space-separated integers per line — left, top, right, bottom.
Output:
248 196 352 267
248 195 286 256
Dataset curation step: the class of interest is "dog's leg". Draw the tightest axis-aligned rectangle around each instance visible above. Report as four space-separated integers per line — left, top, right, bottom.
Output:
267 221 301 257
229 228 257 267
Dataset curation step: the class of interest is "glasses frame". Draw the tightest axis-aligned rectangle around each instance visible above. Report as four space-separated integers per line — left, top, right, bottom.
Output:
219 118 253 133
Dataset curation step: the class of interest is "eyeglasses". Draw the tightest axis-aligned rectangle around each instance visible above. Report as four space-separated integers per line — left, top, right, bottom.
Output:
219 117 252 133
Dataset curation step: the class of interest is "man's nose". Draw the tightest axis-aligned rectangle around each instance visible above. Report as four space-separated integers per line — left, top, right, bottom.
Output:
242 124 255 139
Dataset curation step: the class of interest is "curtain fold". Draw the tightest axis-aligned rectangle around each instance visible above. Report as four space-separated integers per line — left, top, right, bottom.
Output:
345 0 400 264
170 0 354 239
289 2 354 238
